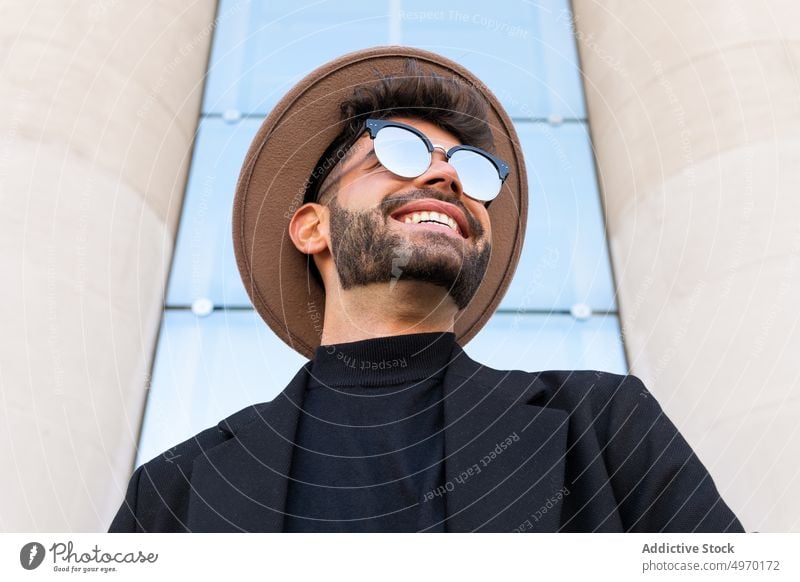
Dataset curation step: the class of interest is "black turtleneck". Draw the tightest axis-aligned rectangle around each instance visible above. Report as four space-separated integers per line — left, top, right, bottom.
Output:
283 332 455 532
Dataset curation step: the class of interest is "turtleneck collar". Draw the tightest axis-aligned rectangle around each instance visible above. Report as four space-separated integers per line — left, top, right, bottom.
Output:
309 331 456 388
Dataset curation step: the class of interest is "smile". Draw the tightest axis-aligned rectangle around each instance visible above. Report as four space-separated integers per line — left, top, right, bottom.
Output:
400 211 460 234
389 199 470 239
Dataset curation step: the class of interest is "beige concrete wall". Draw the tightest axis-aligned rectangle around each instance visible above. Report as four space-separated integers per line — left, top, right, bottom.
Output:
0 1 216 531
571 0 800 532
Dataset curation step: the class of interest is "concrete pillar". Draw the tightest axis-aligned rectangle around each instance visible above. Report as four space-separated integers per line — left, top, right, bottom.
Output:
571 0 800 532
0 1 216 531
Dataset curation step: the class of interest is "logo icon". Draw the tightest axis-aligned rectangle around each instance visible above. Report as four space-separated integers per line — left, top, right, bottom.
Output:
20 542 46 570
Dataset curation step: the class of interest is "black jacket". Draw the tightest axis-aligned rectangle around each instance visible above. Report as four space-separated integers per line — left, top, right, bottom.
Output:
109 343 743 532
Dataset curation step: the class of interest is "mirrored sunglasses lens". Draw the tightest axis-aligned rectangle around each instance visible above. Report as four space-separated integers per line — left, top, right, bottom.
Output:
448 149 502 201
373 126 430 178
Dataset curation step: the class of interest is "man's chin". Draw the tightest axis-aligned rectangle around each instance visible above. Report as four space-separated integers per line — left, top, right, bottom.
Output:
389 255 487 310
398 229 478 265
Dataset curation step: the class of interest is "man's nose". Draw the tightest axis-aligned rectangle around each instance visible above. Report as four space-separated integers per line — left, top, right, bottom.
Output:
411 147 463 197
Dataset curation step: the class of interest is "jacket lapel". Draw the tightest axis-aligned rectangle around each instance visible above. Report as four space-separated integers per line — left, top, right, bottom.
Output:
442 345 569 532
186 343 571 533
186 363 310 532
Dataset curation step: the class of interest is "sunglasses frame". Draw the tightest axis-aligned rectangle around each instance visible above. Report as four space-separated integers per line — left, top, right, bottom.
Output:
305 118 509 205
364 118 509 202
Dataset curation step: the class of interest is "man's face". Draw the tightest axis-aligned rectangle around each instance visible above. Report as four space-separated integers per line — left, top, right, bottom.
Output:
321 117 493 310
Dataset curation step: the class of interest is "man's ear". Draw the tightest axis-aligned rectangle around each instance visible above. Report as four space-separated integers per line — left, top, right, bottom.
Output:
288 203 329 255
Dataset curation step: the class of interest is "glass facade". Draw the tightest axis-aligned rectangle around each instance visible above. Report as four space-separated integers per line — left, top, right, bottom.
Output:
137 0 626 466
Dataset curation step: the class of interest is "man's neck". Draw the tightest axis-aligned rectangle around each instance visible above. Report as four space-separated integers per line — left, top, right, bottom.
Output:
319 281 458 345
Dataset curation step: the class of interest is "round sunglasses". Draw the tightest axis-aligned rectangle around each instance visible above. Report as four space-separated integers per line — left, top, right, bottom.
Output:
306 118 509 204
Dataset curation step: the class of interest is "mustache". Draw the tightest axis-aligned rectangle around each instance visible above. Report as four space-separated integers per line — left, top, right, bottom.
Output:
379 189 485 238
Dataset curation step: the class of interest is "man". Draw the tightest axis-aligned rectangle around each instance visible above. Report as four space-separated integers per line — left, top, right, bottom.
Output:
110 47 743 533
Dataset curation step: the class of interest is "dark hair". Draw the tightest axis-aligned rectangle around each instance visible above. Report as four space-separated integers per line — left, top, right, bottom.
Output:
304 58 494 205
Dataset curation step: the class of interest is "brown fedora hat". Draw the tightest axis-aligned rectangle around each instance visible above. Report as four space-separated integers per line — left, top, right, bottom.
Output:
232 46 527 359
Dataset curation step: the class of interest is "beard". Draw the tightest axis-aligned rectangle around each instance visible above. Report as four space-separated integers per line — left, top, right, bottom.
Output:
327 190 492 310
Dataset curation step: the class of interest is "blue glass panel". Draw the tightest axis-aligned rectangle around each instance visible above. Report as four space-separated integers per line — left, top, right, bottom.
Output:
401 0 584 118
204 0 584 119
500 121 616 311
465 313 627 374
136 310 307 466
166 117 261 307
203 0 390 115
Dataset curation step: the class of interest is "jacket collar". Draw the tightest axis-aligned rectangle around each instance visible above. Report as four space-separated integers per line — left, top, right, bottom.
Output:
186 362 309 532
187 342 569 532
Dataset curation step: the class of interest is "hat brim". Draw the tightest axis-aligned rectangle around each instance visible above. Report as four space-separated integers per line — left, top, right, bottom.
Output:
233 46 527 359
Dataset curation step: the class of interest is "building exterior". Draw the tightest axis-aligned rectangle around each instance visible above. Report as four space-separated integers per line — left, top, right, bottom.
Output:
1 0 797 532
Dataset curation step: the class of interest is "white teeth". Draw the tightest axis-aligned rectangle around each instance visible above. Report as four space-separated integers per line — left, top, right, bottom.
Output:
399 210 461 235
